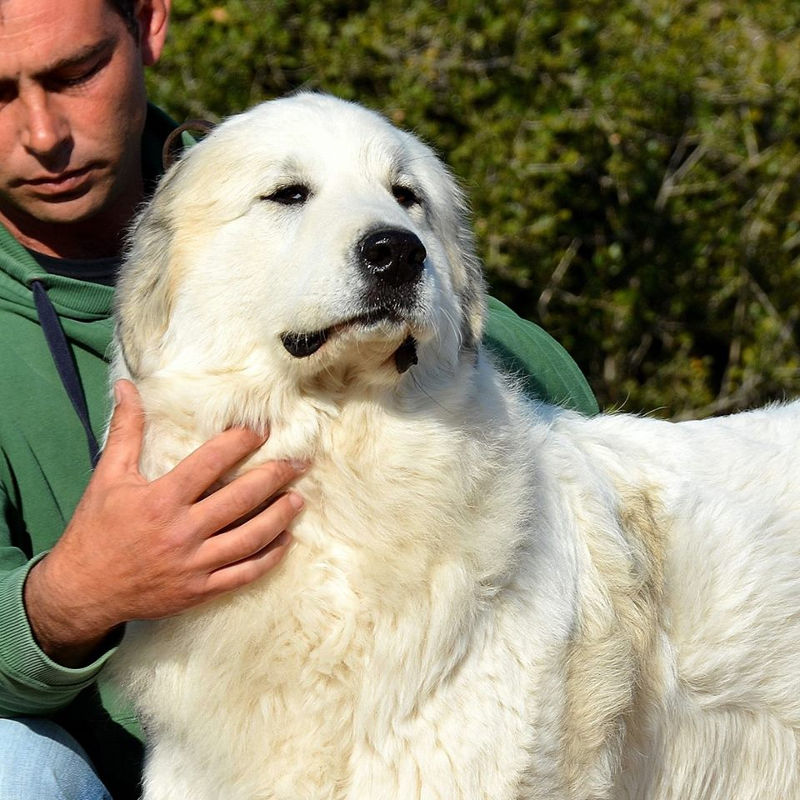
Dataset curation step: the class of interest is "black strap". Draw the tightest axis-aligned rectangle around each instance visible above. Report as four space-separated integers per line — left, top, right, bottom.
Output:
31 280 101 468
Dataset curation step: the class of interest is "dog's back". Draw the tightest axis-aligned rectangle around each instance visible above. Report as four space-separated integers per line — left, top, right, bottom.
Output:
553 403 800 798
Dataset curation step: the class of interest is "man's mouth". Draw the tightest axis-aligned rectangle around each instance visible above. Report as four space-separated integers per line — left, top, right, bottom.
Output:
280 309 418 373
23 165 96 196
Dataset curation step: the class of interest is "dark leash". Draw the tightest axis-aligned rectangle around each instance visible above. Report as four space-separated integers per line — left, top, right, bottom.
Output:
161 119 216 169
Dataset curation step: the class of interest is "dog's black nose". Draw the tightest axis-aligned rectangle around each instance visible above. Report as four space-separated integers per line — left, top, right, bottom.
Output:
358 229 426 286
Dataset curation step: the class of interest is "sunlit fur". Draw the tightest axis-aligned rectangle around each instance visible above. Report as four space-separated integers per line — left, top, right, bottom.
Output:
110 93 800 800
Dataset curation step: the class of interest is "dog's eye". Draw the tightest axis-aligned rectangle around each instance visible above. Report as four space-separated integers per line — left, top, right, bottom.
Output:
392 185 421 209
262 184 310 205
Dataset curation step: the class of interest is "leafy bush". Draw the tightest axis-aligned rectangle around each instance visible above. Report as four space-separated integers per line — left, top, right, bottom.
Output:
147 0 800 417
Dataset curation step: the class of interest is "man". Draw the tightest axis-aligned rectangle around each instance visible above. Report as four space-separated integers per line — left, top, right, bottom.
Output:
0 1 597 797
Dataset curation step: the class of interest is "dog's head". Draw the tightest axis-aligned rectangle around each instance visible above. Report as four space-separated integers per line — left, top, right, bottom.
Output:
115 93 486 399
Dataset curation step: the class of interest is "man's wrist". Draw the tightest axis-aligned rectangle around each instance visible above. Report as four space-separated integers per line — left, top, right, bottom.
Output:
23 555 120 668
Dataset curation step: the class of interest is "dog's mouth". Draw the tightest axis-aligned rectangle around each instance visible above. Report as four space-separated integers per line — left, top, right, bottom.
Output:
281 309 418 373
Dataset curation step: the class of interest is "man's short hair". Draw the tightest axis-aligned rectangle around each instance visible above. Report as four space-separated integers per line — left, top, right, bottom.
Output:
107 0 138 36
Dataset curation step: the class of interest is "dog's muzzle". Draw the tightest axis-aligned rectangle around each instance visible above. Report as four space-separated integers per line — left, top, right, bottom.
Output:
279 228 424 372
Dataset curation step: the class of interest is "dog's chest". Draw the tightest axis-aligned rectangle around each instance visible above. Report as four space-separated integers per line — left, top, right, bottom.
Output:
128 540 558 800
126 399 563 797
125 556 371 796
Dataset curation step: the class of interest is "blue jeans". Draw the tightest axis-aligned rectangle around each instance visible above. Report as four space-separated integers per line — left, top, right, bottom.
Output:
0 717 112 800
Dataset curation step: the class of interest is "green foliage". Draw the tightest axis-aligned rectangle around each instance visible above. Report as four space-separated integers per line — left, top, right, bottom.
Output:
147 0 800 417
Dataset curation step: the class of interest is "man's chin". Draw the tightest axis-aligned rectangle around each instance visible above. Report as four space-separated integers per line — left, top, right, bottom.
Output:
26 185 107 224
1 183 132 257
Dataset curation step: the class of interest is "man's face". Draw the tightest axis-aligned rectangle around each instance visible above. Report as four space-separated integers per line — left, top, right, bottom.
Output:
0 0 165 255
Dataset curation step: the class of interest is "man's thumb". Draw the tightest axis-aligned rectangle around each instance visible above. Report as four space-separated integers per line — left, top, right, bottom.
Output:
100 379 144 472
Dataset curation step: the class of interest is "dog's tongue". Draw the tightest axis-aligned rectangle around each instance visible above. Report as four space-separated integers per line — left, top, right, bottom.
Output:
394 336 418 373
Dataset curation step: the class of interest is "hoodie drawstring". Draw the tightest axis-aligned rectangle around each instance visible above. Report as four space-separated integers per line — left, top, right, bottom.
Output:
31 280 101 468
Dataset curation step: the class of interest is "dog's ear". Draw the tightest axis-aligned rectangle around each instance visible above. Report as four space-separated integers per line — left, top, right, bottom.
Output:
452 213 487 352
114 161 186 378
436 173 487 351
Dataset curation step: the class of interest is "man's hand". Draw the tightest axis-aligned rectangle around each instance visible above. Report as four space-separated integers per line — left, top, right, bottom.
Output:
24 380 304 667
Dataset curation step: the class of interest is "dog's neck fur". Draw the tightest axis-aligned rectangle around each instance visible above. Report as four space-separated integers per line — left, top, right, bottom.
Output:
118 352 565 793
131 347 535 576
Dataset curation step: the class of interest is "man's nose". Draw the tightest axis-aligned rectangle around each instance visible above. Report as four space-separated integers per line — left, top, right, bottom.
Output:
19 88 70 159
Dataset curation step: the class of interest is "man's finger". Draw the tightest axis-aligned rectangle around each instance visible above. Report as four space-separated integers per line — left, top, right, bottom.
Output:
202 531 294 597
97 380 145 474
197 492 303 571
190 460 306 537
160 426 269 503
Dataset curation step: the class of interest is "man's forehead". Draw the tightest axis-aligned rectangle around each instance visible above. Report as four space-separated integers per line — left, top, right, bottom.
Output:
0 0 119 77
0 0 117 27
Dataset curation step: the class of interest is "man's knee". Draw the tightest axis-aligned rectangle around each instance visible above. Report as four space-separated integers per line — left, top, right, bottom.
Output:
0 717 111 800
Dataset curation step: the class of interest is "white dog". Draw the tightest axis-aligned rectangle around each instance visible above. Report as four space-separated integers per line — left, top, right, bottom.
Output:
110 93 800 800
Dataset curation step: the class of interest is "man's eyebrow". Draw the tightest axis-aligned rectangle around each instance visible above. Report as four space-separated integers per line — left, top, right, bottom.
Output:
33 35 117 77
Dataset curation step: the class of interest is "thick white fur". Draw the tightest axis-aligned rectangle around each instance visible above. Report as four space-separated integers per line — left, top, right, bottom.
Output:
110 93 800 799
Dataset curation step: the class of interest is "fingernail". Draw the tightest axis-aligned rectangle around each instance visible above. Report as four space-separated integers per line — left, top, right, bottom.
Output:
287 492 304 511
287 459 310 472
113 382 123 405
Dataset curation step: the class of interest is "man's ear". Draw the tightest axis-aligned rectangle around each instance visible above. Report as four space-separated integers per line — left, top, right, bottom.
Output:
137 0 171 67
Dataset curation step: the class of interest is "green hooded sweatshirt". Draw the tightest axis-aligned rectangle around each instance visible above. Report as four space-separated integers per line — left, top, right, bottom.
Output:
0 105 597 798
